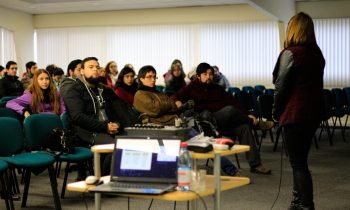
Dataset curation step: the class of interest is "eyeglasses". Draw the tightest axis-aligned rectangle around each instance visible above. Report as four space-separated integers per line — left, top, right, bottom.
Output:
144 76 158 80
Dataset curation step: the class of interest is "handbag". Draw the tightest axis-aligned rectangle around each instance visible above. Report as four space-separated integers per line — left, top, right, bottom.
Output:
45 128 76 156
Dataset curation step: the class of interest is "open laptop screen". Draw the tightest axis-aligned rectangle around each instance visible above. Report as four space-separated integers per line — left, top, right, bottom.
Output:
111 138 180 183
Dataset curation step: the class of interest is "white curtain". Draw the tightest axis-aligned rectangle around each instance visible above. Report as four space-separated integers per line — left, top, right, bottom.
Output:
0 28 17 66
314 18 350 88
35 21 280 86
199 21 280 87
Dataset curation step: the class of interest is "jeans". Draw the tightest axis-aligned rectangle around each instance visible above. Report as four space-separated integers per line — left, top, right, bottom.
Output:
283 122 319 208
213 105 261 167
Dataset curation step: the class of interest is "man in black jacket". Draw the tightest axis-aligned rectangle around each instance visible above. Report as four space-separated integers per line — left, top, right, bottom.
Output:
61 57 125 176
0 61 24 99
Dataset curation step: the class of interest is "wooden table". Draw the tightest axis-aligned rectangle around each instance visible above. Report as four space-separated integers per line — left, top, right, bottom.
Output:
68 144 250 210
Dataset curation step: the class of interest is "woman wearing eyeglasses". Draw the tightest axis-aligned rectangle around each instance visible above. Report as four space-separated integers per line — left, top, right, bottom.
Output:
133 65 179 125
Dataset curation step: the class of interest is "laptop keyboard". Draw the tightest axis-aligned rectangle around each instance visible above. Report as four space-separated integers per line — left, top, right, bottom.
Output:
110 182 171 190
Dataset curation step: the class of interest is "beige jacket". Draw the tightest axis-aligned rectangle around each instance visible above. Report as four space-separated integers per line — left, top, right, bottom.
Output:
133 89 178 125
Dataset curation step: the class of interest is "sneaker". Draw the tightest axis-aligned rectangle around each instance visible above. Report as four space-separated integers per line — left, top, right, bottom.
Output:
257 120 274 130
250 164 271 175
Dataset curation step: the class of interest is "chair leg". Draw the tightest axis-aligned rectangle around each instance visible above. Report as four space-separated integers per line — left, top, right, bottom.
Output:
48 165 62 210
61 162 70 199
21 169 31 208
55 161 62 178
1 172 14 210
10 168 20 195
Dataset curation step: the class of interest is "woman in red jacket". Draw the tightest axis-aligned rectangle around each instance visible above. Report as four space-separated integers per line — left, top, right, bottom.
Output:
273 12 325 210
114 66 137 105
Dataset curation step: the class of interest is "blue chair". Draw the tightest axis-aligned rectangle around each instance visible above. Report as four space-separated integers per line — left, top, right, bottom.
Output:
0 108 19 119
25 113 93 199
0 117 61 209
155 85 165 92
0 96 17 108
330 88 347 142
0 159 14 210
227 87 240 97
264 88 275 97
343 87 350 129
254 85 266 93
242 85 254 94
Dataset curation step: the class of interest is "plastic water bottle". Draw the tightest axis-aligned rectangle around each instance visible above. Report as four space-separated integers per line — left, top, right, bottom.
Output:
177 142 192 191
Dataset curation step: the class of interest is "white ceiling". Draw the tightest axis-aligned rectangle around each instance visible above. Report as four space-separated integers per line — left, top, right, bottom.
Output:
0 0 248 15
0 0 344 15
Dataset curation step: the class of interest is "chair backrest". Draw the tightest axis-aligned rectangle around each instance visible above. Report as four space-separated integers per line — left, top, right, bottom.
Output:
60 112 69 129
24 114 63 151
242 86 254 94
0 96 17 108
0 117 24 156
254 85 266 93
0 107 19 119
257 94 274 120
155 85 165 92
331 88 346 108
343 87 350 106
264 88 275 97
228 87 241 96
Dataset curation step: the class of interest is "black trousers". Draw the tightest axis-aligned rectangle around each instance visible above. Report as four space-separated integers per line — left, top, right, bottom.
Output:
213 105 261 167
283 122 319 208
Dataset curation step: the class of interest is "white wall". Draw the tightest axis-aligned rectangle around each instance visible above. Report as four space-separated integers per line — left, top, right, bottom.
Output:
0 6 34 76
297 0 350 18
33 4 272 28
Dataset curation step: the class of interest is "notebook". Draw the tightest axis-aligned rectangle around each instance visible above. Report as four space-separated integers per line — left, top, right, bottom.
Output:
91 137 180 195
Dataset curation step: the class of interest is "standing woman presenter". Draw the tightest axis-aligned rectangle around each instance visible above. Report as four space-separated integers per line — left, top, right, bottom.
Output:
272 12 325 210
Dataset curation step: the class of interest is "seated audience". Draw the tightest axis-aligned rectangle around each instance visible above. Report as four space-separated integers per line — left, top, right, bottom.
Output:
164 61 186 96
60 59 82 98
172 62 272 175
134 65 178 125
115 66 137 106
212 65 230 90
21 61 38 89
52 67 64 89
66 59 82 80
6 69 65 118
0 61 24 99
105 61 118 89
61 57 130 176
134 65 240 175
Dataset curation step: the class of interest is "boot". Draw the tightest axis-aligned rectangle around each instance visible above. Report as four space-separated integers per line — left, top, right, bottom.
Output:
294 170 315 210
288 190 301 210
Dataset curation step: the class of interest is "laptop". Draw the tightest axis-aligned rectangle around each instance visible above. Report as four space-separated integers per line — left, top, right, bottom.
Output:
91 137 180 195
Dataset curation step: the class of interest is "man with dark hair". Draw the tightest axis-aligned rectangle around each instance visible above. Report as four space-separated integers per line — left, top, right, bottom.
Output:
66 59 82 79
172 62 272 175
52 67 64 88
60 59 82 98
61 57 132 176
21 61 38 89
0 61 24 99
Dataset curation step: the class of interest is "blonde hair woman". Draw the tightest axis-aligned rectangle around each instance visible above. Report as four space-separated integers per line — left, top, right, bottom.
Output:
273 12 325 210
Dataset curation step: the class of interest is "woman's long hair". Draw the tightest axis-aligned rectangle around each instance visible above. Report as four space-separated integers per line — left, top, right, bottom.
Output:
285 12 317 48
29 69 60 114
